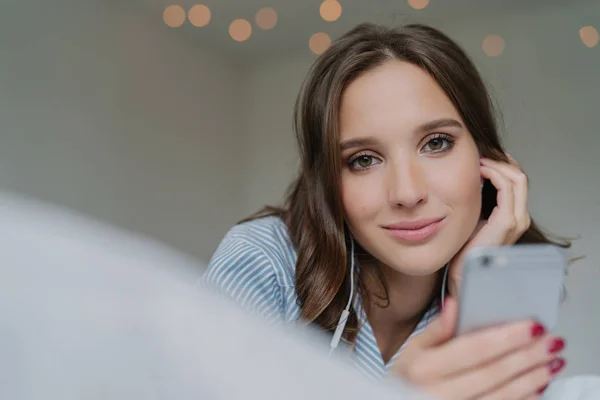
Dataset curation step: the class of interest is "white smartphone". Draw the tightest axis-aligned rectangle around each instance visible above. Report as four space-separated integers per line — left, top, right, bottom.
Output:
456 244 567 335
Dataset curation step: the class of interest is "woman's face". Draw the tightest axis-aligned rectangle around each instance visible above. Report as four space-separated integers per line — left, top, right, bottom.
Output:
339 60 482 276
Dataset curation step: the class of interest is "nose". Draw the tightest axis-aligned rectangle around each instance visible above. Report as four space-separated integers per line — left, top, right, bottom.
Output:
387 157 428 208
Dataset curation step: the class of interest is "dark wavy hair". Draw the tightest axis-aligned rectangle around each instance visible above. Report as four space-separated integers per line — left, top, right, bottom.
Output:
240 23 571 344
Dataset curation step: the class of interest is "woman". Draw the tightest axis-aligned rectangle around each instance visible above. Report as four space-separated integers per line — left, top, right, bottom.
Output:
203 23 569 399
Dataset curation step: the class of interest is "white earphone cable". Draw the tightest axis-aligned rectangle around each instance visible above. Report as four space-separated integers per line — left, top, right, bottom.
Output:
329 237 355 355
329 240 449 355
440 263 449 307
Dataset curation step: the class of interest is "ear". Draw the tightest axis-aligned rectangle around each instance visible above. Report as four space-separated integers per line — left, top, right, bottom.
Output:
479 158 484 189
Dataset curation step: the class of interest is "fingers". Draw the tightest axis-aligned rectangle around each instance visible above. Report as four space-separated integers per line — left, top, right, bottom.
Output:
480 156 531 241
478 358 565 400
448 154 531 295
481 156 530 234
480 164 516 236
409 320 541 379
440 336 563 399
394 298 458 376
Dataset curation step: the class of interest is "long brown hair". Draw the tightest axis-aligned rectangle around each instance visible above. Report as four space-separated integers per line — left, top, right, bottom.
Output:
241 23 571 343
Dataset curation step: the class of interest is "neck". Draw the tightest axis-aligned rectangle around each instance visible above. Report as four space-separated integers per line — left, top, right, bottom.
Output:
366 263 441 364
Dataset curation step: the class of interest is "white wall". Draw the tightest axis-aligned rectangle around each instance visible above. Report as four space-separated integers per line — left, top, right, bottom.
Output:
0 1 246 262
237 57 309 212
238 3 600 376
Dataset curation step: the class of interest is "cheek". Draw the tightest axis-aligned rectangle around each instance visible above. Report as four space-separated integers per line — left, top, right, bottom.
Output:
428 153 481 210
341 172 384 223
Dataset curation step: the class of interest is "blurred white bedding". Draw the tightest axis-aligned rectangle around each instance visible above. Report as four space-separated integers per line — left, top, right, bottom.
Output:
0 191 428 400
0 190 597 400
544 375 600 400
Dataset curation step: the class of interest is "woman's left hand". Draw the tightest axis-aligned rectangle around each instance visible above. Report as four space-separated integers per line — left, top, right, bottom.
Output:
448 155 531 297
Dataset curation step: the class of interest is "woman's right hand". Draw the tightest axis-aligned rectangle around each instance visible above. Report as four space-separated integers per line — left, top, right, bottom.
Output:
392 298 566 400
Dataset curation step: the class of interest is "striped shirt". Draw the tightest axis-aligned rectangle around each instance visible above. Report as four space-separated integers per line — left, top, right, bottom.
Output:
202 215 438 380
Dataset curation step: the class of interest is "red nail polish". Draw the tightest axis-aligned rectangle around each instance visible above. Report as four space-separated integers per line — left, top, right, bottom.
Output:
531 323 545 337
549 338 566 354
537 384 549 394
549 358 566 375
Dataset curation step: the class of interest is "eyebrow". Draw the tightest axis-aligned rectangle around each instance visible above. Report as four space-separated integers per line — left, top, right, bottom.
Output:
340 118 464 152
340 137 379 152
415 118 463 134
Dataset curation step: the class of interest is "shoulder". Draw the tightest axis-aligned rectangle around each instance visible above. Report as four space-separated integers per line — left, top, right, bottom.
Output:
213 215 297 285
222 215 294 253
201 216 297 321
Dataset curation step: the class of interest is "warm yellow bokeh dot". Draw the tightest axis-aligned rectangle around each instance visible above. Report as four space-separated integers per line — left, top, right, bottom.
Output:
188 4 211 28
320 0 342 22
163 5 186 28
482 35 505 57
408 0 430 10
229 19 252 42
580 26 599 48
309 32 332 55
256 7 278 30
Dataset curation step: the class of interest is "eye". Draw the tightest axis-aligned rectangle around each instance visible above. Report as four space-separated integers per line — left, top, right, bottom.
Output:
348 154 382 170
421 134 455 153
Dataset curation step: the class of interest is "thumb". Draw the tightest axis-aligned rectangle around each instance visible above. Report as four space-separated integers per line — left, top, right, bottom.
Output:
409 297 458 349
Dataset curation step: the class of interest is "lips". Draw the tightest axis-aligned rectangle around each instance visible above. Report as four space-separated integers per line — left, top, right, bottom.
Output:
382 217 446 243
383 217 445 231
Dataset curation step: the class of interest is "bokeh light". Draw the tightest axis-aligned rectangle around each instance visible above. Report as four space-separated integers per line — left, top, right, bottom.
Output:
320 0 342 22
408 0 430 10
229 19 252 42
309 32 332 55
188 5 211 28
256 7 278 30
163 5 186 28
482 35 505 57
580 26 599 48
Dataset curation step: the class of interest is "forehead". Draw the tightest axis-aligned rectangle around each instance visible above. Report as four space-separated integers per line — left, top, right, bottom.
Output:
339 60 462 139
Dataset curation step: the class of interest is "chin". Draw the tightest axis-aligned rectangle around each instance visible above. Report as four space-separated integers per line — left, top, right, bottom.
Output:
390 255 448 276
373 242 454 277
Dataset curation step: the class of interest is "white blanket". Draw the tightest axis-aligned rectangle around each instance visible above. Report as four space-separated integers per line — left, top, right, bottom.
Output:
544 375 600 400
0 190 597 400
0 191 426 400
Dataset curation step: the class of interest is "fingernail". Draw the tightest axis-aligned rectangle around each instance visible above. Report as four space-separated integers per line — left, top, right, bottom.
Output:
537 384 549 394
531 322 546 337
548 338 566 354
549 358 566 375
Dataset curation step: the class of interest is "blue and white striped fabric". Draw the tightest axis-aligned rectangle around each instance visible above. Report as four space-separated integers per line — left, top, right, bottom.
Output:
202 215 438 380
